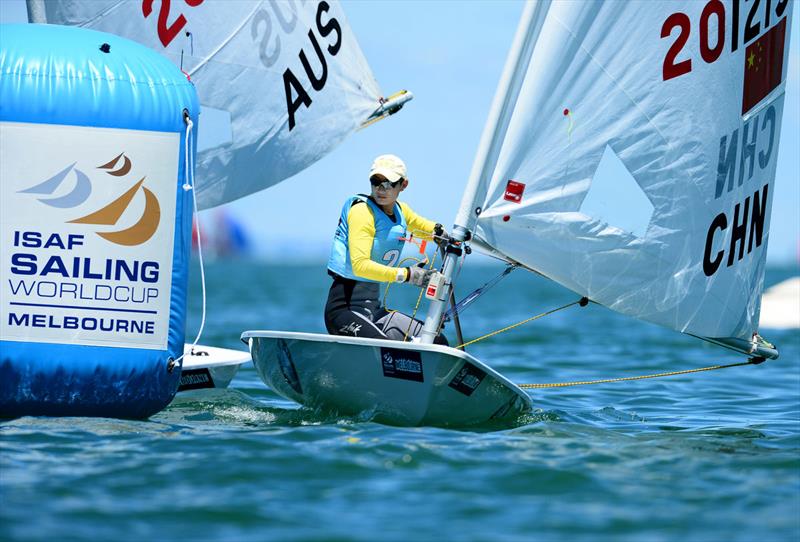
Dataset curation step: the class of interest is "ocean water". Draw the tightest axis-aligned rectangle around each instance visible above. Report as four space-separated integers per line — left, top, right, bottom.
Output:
1 260 798 542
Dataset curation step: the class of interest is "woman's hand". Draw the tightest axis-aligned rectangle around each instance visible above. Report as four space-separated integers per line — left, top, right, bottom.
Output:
403 261 435 287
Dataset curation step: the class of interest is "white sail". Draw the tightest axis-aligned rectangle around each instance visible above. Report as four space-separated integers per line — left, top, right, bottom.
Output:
40 0 383 209
465 0 793 344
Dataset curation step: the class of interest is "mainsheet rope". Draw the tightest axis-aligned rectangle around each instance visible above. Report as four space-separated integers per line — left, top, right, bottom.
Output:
381 238 770 386
449 294 765 387
455 297 588 349
517 359 764 389
444 264 517 322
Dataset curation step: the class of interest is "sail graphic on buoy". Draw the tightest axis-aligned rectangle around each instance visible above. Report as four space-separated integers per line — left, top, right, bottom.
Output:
18 162 92 208
18 151 162 246
97 152 132 176
19 162 77 194
69 177 161 246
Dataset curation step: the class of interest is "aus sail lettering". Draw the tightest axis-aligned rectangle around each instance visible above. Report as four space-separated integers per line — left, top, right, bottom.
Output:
251 0 300 69
283 1 343 131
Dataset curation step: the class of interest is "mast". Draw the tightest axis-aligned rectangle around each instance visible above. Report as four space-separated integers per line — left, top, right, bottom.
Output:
26 0 47 23
419 0 543 344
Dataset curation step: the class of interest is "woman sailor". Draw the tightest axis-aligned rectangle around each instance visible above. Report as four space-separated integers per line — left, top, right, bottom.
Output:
325 154 449 345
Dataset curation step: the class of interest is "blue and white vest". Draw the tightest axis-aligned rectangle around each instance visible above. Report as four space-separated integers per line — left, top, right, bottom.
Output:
327 195 407 282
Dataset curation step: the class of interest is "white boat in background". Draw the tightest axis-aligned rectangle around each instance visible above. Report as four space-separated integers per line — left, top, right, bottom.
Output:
178 345 251 392
244 0 792 426
759 277 800 329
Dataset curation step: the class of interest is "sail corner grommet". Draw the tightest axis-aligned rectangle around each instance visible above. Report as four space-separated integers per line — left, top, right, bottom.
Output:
167 357 177 373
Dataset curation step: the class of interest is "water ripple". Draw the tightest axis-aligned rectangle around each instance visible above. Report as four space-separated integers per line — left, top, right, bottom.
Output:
3 263 799 542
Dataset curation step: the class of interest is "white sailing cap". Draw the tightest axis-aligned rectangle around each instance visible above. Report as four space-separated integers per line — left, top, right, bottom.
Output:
369 154 407 183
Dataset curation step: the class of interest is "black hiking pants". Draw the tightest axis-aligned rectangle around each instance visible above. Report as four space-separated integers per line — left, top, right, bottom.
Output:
324 273 448 346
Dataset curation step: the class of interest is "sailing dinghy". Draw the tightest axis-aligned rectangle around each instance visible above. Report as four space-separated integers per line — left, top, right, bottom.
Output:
178 345 251 392
242 331 531 426
244 0 791 426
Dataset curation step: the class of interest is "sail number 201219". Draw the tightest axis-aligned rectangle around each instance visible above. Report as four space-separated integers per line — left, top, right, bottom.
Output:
661 0 789 81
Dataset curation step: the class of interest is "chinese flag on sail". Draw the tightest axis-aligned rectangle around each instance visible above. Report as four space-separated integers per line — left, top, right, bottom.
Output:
742 18 787 114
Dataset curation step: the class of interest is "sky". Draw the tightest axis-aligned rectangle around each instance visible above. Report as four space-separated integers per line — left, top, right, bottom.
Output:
2 0 798 265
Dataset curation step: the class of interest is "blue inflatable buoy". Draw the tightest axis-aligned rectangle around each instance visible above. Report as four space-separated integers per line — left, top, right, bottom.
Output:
0 24 199 418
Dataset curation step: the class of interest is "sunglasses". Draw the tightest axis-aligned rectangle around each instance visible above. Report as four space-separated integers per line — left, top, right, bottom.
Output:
370 176 404 189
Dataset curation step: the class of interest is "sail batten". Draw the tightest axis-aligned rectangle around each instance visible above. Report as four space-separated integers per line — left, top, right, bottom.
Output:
462 0 792 345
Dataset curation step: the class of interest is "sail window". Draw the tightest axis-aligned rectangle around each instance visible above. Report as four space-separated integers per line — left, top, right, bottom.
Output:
197 106 232 151
579 144 654 238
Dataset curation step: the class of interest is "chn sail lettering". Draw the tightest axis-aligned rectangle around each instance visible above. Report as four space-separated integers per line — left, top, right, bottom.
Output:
703 104 776 277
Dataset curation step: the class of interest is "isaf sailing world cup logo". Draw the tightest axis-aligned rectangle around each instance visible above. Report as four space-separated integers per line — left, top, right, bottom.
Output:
18 153 161 246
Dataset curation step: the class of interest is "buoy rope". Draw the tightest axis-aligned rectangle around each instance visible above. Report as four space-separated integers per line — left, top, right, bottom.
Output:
172 111 205 367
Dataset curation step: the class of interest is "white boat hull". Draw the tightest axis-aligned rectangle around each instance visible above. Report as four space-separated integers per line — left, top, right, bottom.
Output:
241 331 532 427
178 344 251 392
759 278 800 329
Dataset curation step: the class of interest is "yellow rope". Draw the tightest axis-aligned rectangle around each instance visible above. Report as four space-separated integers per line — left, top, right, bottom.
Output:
381 227 442 310
455 299 584 349
393 280 761 388
518 360 758 389
448 295 762 388
403 252 439 341
380 252 439 343
381 256 424 309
